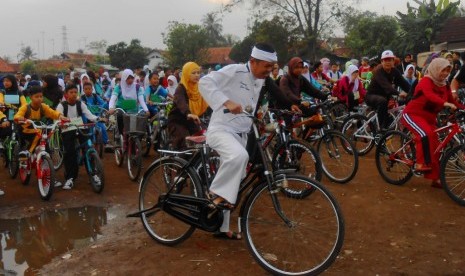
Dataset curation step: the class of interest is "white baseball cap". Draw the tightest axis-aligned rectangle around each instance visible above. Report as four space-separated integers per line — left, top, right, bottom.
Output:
381 50 396 60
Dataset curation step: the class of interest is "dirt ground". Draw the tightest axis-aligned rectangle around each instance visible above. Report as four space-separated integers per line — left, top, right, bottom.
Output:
1 149 465 276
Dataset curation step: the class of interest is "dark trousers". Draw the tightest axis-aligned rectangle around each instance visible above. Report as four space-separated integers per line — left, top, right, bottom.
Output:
365 94 389 129
0 125 12 140
62 131 86 180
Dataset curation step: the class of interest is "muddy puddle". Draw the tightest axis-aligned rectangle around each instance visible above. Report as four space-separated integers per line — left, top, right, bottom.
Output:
0 206 108 275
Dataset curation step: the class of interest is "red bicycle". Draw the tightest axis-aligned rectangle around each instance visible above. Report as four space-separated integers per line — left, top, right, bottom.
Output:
375 110 465 205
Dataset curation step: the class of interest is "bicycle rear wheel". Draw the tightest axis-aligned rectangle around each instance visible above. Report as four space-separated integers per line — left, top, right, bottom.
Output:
317 130 358 183
440 145 465 206
242 174 344 275
38 155 55 201
128 137 142 181
8 142 20 179
375 130 414 185
87 151 105 193
341 114 375 156
139 157 202 245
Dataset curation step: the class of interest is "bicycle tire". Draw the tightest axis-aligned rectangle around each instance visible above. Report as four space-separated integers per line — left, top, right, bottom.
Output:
49 132 64 171
317 130 359 183
242 174 344 275
95 128 104 158
375 130 414 185
272 139 323 182
19 159 31 186
328 102 349 130
87 151 105 193
440 145 465 206
127 137 142 181
8 142 20 179
341 114 375 156
142 124 152 157
38 155 55 201
139 157 202 245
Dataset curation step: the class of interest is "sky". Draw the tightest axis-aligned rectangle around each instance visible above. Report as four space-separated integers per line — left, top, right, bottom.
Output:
1 0 409 62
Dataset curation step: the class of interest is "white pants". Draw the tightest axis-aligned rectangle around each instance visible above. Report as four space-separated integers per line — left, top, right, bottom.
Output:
206 130 249 204
207 130 248 233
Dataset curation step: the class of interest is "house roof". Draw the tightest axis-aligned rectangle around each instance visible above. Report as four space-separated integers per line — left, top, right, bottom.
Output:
62 52 98 63
206 47 235 65
0 58 15 73
434 17 465 43
35 60 74 71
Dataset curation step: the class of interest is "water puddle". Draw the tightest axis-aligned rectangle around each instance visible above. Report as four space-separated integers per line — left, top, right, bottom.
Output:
0 206 108 276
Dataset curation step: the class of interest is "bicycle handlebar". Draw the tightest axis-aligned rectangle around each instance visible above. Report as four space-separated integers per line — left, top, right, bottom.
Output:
17 119 68 131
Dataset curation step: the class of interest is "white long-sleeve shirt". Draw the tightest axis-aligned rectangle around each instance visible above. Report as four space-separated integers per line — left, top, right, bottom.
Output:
199 62 264 133
56 101 98 122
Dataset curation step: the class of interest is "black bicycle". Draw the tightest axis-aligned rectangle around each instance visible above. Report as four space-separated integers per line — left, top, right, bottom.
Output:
130 107 344 276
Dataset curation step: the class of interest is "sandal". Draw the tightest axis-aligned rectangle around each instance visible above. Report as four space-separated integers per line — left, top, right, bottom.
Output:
414 163 432 172
206 192 235 210
213 231 242 240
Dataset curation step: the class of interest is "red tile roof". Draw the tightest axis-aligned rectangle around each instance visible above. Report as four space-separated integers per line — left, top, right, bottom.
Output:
63 52 97 63
206 47 235 65
0 58 15 73
434 17 465 43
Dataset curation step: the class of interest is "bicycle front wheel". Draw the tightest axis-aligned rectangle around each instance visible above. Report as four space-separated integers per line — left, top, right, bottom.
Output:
243 174 344 275
317 130 358 183
139 157 202 245
272 139 322 182
87 151 105 193
341 114 375 156
440 145 465 206
8 142 20 179
49 133 64 170
375 130 414 185
127 137 142 181
38 155 55 201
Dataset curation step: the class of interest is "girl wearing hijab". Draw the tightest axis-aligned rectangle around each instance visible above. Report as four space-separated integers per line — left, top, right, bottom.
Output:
403 64 416 86
42 74 64 109
401 58 463 188
109 69 149 135
87 70 104 98
167 61 209 149
0 74 27 144
166 75 178 97
333 65 366 111
279 57 328 116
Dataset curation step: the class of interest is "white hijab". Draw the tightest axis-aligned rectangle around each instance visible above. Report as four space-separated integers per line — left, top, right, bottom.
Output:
403 64 416 80
120 69 137 99
167 75 178 96
347 64 359 92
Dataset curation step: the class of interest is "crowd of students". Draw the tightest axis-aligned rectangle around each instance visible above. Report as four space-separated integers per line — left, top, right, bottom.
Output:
1 47 463 201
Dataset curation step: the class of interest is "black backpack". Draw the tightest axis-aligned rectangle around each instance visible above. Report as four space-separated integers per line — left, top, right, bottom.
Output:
61 100 83 117
25 104 45 119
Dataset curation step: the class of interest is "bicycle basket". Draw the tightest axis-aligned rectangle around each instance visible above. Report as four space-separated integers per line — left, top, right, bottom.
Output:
123 113 147 134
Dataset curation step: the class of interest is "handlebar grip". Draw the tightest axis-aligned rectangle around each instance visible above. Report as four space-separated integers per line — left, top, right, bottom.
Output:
223 109 230 114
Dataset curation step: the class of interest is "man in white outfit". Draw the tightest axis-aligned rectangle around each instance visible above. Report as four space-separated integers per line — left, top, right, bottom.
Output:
199 43 287 239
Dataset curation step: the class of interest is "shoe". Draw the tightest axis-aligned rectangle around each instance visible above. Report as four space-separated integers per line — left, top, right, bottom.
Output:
0 189 4 196
54 181 62 187
104 143 113 149
206 192 235 210
63 178 74 190
431 180 443 189
414 163 432 172
92 175 101 186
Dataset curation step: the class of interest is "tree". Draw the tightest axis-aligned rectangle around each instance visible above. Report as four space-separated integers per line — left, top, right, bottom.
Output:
344 15 400 58
202 12 226 47
20 60 36 74
163 21 210 67
87 40 108 55
224 0 353 60
230 16 298 65
18 46 36 62
396 0 461 56
106 39 149 69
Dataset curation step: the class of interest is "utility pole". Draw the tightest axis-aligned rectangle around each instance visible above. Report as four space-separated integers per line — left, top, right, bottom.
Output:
37 40 40 60
82 37 88 52
41 31 45 59
50 39 55 57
